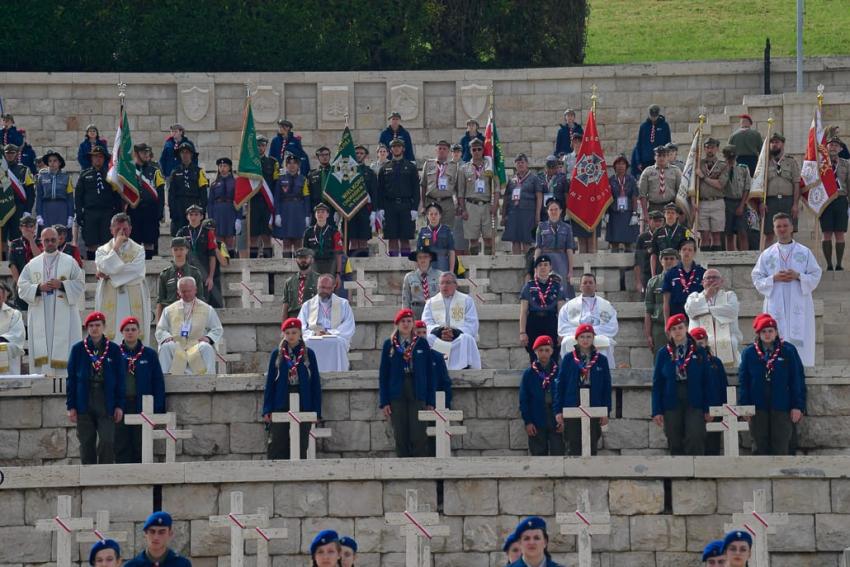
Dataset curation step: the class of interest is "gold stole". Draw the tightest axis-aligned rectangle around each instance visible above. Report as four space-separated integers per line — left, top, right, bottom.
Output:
166 301 211 374
99 240 146 342
28 254 73 369
695 292 735 365
430 293 466 328
307 296 341 332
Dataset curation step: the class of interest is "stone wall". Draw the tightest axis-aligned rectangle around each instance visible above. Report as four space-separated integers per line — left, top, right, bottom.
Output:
2 57 850 172
1 457 849 566
1 368 846 465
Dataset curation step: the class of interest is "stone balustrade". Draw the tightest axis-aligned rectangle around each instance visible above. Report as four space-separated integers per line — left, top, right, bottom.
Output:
1 366 846 465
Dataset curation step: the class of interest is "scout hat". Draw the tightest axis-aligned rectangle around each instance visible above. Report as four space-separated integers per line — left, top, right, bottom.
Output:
660 247 679 259
176 141 195 154
88 145 109 157
575 323 595 340
133 142 152 153
409 247 437 263
740 114 753 123
648 210 664 220
532 336 553 350
436 140 451 148
84 311 106 327
171 237 189 248
533 254 552 267
770 132 786 142
752 313 777 332
119 316 140 332
689 327 708 341
663 202 680 213
469 138 484 148
665 313 687 332
389 138 405 147
216 157 232 167
3 143 19 153
281 318 302 331
502 532 519 552
313 202 331 213
256 134 269 144
653 145 668 155
41 150 66 169
703 138 720 147
514 516 547 538
451 143 462 151
665 143 678 152
545 154 559 167
388 111 402 120
295 247 314 257
277 119 293 128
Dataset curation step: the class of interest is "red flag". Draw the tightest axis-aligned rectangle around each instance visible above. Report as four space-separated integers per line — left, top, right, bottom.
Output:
567 109 612 231
800 106 839 217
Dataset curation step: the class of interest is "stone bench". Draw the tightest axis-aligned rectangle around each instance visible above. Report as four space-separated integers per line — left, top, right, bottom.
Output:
1 366 845 465
0 456 848 567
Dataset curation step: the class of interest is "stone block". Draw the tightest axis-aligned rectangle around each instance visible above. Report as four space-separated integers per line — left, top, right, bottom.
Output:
444 480 499 516
322 391 350 421
770 514 816 552
349 324 376 350
508 419 528 450
554 479 610 513
655 552 703 567
370 420 395 452
222 324 258 352
436 552 490 567
815 514 850 550
191 518 231 557
0 429 18 459
463 419 509 451
0 526 52 563
355 515 404 553
350 391 380 421
476 389 519 419
603 419 649 449
163 484 219 519
18 427 66 460
217 483 274 518
324 420 370 452
0 398 42 428
168 394 213 424
329 481 383 516
274 482 328 517
609 480 664 515
716 479 772 513
229 422 265 454
211 392 259 423
498 479 554 515
629 515 687 551
830 479 850 513
672 480 716 515
300 517 354 554
383 481 436 513
452 391 477 418
685 515 729 551
621 390 652 419
82 486 151 522
42 396 69 428
0 491 24 526
463 516 519 552
772 554 839 567
648 421 669 449
773 479 831 513
24 488 82 524
182 424 229 455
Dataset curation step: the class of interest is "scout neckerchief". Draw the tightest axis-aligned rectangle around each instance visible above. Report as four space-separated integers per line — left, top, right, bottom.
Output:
173 261 185 280
297 273 307 305
753 338 783 380
667 340 696 378
704 159 719 177
658 166 666 194
513 171 529 202
279 136 288 162
435 161 447 182
420 271 431 300
677 263 699 292
532 275 555 307
531 359 558 390
472 161 485 179
84 336 108 374
313 223 331 256
281 341 305 384
187 225 203 253
573 347 600 384
391 332 418 366
120 341 144 374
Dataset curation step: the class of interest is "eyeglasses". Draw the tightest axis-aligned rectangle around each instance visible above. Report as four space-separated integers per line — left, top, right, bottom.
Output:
42 238 58 242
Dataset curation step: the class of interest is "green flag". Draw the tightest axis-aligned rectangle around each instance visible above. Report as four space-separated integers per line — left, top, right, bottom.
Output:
484 110 506 185
107 108 141 206
323 127 369 221
234 99 270 208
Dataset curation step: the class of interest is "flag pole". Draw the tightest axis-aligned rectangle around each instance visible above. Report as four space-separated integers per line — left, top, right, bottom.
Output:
489 87 497 232
759 117 774 251
244 83 252 259
814 86 825 263
693 114 705 250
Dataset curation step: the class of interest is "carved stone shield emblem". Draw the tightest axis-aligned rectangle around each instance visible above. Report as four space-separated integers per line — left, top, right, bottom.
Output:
321 86 350 122
390 84 419 121
180 86 210 123
252 86 281 123
460 84 489 121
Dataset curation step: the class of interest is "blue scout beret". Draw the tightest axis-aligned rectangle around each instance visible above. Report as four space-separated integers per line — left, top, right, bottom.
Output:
89 539 121 565
311 529 339 555
502 531 518 552
722 529 753 551
339 536 357 552
702 539 725 561
514 516 547 538
143 511 173 531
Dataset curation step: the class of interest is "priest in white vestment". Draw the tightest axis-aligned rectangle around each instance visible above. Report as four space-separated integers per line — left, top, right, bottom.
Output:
298 274 356 372
95 213 151 343
421 272 482 370
0 281 26 375
752 213 821 367
685 268 743 366
558 273 619 366
155 277 223 375
17 227 86 376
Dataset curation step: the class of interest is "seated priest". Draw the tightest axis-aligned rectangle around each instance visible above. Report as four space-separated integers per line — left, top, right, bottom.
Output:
0 281 26 375
155 276 223 375
297 273 356 372
421 271 482 370
557 273 619 366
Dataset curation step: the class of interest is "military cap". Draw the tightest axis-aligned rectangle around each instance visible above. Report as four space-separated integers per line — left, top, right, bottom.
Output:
169 123 185 131
663 202 680 213
664 142 678 151
770 132 786 142
701 540 725 562
469 138 484 148
648 210 664 220
41 150 66 169
534 254 552 267
89 539 121 565
310 530 339 555
277 119 293 128
133 142 152 153
89 145 109 158
176 141 195 154
545 154 559 167
3 143 19 153
313 202 331 212
354 144 369 153
436 140 451 148
185 203 204 214
284 152 299 163
514 516 547 538
660 247 679 258
339 536 358 552
216 157 232 167
648 104 661 116
502 531 519 552
388 111 402 120
389 138 405 147
653 145 668 155
19 215 37 227
721 145 737 158
514 153 528 163
827 135 843 145
143 511 173 531
315 146 331 155
0 113 13 121
256 134 269 144
722 530 752 551
171 237 189 248
563 108 576 116
295 247 314 257
451 143 462 151
703 137 720 147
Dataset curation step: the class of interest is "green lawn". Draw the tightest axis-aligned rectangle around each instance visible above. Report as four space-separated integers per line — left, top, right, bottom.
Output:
585 0 850 65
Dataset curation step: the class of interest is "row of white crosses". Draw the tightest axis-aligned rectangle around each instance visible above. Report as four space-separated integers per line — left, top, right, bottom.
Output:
268 393 333 460
123 395 193 464
210 491 288 567
457 265 497 304
35 496 126 567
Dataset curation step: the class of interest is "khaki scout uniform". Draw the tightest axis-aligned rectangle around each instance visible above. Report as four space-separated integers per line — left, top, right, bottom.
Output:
458 160 498 240
696 158 728 232
639 165 682 211
764 154 801 235
724 163 751 233
420 159 460 227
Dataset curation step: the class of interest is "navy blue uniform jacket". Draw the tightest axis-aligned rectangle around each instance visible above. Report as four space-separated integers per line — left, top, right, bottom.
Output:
379 126 415 161
519 361 560 430
739 341 806 412
263 346 322 417
125 548 192 567
379 336 435 407
66 338 126 415
555 350 612 414
121 343 166 412
651 339 711 416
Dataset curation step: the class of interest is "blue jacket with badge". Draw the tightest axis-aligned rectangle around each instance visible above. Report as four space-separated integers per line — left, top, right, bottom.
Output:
263 344 322 417
555 349 612 414
120 343 166 413
159 136 197 178
651 338 711 416
705 354 729 408
431 351 452 407
739 340 806 412
269 132 310 176
519 361 560 430
379 335 434 407
66 338 126 415
379 126 415 161
124 548 192 567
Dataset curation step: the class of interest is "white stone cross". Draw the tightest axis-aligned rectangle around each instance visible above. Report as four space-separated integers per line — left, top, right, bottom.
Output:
841 547 850 567
343 267 386 307
76 509 128 546
707 386 755 457
457 266 496 304
561 388 608 457
306 424 332 460
35 495 93 567
214 337 242 375
269 392 319 461
229 266 274 308
123 395 193 463
724 489 788 567
418 391 465 458
556 490 611 567
385 489 451 567
210 492 287 567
